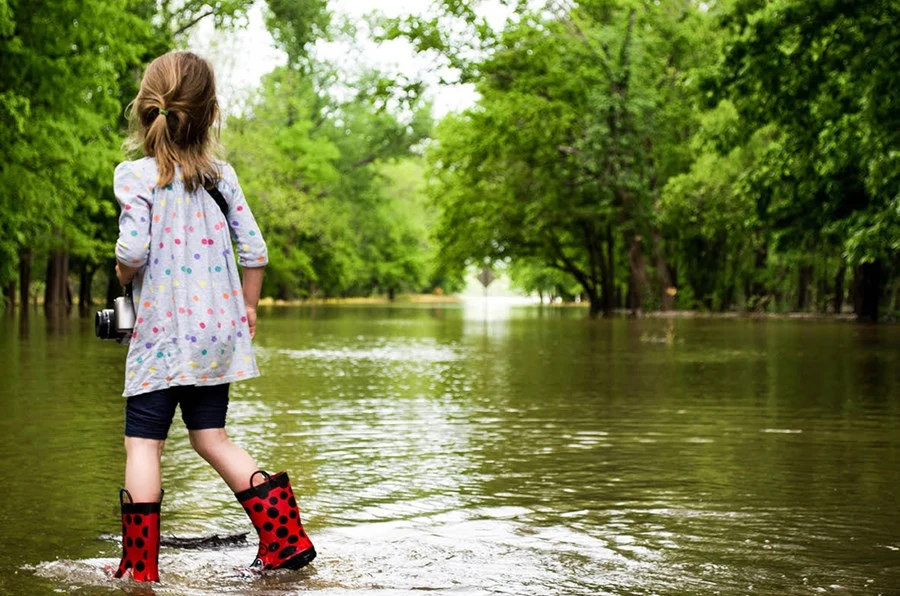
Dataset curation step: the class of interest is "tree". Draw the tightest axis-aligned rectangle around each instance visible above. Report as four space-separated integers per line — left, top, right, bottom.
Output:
0 0 154 312
658 101 771 311
715 0 899 321
419 0 712 316
224 65 434 299
0 0 329 313
508 260 579 304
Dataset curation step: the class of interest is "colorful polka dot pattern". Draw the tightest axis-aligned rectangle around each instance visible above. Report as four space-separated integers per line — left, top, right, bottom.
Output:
114 158 267 397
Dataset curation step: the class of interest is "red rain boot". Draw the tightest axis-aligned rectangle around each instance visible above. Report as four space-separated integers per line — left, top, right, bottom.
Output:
113 489 162 582
235 471 316 570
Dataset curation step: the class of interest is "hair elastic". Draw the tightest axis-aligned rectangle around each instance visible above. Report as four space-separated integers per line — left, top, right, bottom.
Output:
159 108 169 116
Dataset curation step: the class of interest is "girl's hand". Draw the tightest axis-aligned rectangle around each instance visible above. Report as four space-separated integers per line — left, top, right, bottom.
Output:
246 306 257 340
116 262 137 286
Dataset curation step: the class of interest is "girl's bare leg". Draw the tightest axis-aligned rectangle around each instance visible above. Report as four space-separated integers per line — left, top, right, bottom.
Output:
124 437 165 502
189 428 259 492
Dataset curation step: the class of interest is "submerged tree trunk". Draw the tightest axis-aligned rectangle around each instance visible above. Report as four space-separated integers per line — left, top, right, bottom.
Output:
853 262 884 322
603 225 615 316
579 221 609 318
624 231 649 315
796 264 813 311
816 274 828 313
19 249 32 312
815 254 830 313
78 261 96 317
748 240 768 310
4 281 14 313
892 281 900 317
587 287 602 318
833 263 847 314
652 228 675 311
44 250 71 314
721 282 736 312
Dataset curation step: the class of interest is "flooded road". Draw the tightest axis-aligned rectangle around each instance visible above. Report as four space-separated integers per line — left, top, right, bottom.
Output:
1 303 898 594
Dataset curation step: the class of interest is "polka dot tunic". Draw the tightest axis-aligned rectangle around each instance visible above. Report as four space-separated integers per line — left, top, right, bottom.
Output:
114 157 267 397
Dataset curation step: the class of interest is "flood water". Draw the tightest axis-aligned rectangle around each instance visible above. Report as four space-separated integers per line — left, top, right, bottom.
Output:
0 302 898 595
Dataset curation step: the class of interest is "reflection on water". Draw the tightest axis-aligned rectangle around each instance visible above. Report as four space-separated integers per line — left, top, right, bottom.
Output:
1 304 899 595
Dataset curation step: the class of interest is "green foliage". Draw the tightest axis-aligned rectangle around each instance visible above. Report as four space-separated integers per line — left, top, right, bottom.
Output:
157 0 255 39
420 0 712 315
658 101 768 310
1 0 896 319
508 260 579 302
398 0 898 319
712 0 899 317
222 70 336 297
266 0 331 65
224 66 436 299
0 0 152 291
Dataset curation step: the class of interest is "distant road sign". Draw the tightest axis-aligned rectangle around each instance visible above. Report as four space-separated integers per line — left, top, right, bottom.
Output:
476 267 496 288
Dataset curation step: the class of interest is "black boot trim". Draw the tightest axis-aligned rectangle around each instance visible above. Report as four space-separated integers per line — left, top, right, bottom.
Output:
235 471 290 502
278 546 317 570
122 501 161 514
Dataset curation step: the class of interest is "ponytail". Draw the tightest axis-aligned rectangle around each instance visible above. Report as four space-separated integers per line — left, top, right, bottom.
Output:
143 108 179 188
125 52 221 192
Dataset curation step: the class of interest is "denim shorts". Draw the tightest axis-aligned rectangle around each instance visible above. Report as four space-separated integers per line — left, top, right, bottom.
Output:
125 384 230 440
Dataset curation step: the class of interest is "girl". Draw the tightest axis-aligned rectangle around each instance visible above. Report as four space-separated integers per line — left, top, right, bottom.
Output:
112 51 315 582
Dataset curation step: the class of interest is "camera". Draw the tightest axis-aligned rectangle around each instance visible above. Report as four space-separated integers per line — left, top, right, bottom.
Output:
96 288 136 342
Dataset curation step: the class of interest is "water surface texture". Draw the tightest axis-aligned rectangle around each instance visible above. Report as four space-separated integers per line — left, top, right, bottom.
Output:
1 304 898 595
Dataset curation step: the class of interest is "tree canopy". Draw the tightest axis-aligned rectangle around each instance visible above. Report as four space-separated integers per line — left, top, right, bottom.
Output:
1 0 896 320
0 0 442 313
385 0 899 319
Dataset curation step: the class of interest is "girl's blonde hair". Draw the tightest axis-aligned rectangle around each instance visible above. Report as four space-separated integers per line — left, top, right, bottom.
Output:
126 52 221 192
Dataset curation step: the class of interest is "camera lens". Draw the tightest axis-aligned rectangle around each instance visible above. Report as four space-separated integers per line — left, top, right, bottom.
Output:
95 309 115 339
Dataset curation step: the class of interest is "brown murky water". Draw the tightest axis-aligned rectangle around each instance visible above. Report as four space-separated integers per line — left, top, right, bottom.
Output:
1 303 898 595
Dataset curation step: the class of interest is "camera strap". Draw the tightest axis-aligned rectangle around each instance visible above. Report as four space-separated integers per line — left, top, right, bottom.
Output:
203 182 230 219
